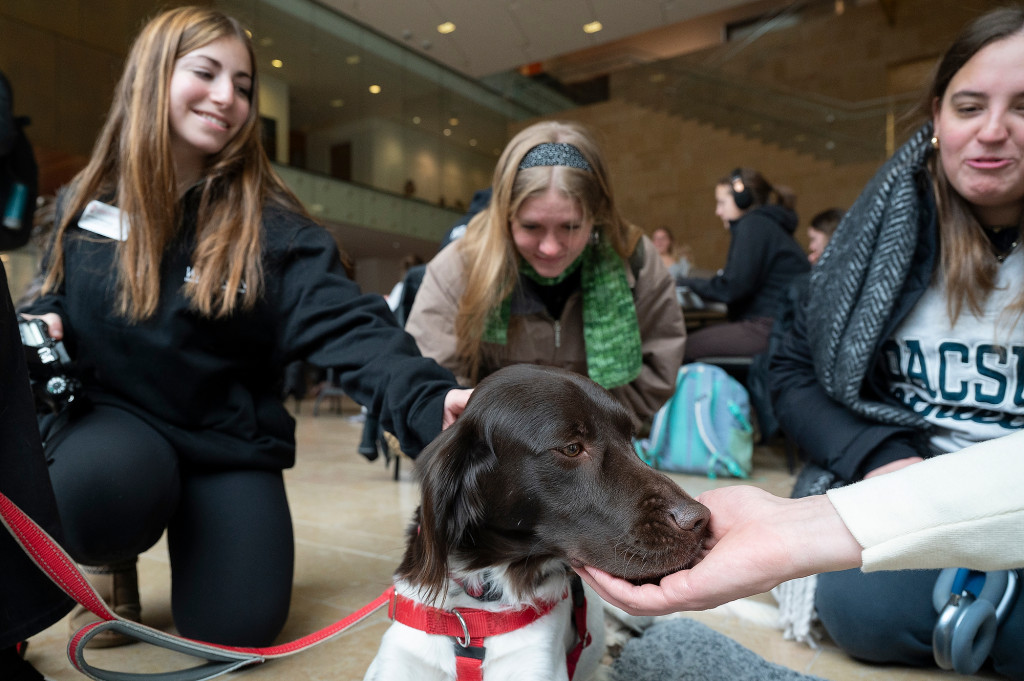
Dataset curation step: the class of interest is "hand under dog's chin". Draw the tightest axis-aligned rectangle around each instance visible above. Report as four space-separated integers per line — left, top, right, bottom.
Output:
568 545 703 585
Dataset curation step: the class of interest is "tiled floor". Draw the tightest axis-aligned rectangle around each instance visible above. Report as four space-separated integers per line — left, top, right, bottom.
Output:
25 396 998 681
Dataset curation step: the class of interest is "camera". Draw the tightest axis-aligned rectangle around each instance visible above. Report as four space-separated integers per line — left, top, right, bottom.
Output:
18 316 80 414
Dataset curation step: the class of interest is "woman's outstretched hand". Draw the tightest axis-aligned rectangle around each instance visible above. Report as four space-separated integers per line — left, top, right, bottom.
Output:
575 485 862 615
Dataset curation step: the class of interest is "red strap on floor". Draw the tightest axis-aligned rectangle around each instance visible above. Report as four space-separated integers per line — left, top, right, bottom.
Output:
0 491 392 681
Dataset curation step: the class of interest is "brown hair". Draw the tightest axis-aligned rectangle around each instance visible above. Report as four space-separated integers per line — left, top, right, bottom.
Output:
718 167 797 213
454 120 642 381
924 7 1024 323
809 208 844 238
43 6 308 320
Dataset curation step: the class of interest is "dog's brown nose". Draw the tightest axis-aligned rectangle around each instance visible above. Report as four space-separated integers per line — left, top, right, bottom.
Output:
669 503 710 533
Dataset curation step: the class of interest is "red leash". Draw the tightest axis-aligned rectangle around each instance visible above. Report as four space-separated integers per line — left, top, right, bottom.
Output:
0 490 392 681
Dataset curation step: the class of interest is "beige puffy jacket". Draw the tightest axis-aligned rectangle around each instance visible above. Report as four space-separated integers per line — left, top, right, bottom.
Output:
406 235 685 422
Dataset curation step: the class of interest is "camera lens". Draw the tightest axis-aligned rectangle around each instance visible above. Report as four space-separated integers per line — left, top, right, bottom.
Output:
46 376 70 396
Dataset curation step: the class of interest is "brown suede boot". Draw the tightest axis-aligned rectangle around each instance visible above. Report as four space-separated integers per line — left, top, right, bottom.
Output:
68 559 141 648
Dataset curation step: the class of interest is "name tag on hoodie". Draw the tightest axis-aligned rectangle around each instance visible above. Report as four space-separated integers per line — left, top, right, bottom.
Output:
78 201 130 241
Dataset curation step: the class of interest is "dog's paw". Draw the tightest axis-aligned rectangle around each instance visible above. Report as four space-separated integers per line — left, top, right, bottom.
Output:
602 602 656 665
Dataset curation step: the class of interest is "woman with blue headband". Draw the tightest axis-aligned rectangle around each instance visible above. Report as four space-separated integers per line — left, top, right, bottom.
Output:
406 120 685 423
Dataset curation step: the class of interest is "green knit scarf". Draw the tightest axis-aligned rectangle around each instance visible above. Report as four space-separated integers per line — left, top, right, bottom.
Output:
482 240 642 389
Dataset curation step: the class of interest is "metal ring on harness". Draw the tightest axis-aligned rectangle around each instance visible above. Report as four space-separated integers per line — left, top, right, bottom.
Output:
451 608 471 648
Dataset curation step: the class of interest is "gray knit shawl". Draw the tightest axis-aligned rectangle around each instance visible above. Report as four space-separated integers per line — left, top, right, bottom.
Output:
806 123 934 428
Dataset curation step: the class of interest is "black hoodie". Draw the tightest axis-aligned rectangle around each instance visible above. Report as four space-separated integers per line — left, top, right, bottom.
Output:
24 195 457 469
678 204 809 321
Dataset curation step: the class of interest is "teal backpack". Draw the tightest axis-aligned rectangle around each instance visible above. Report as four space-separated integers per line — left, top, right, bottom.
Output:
635 363 754 479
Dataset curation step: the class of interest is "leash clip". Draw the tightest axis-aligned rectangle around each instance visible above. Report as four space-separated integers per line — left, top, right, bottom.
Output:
451 608 471 648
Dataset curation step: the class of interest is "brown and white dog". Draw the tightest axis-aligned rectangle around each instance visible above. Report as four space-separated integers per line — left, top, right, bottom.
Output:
364 364 709 681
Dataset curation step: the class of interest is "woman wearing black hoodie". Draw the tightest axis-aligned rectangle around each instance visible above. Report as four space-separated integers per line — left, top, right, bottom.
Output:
677 167 809 361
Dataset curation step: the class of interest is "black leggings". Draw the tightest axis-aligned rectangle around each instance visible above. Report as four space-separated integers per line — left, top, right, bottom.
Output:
47 405 294 646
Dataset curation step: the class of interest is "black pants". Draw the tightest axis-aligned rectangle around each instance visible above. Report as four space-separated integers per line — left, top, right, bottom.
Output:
817 568 1024 680
47 405 295 646
683 316 773 362
0 262 73 648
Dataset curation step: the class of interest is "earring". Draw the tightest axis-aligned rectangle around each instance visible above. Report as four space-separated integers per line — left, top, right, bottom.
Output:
931 136 940 150
589 230 599 245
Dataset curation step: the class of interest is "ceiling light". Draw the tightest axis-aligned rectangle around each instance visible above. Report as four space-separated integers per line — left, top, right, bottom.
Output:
412 116 422 124
270 59 283 68
469 139 477 147
437 22 456 34
369 84 382 94
449 117 459 126
346 55 361 65
583 21 602 34
443 129 452 136
259 37 273 47
330 99 345 108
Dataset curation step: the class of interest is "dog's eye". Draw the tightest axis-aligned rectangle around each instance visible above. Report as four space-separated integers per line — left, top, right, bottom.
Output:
563 443 582 457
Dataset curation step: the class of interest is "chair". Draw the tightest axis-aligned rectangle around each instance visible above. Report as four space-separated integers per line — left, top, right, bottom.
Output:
312 368 347 416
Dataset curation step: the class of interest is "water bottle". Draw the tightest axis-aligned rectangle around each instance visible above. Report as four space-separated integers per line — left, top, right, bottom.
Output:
3 182 28 230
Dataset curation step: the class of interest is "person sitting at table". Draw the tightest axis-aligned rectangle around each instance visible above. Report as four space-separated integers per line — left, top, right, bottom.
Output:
677 168 809 361
651 226 691 280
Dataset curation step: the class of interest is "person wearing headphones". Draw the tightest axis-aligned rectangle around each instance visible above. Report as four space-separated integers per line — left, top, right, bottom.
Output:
676 168 808 361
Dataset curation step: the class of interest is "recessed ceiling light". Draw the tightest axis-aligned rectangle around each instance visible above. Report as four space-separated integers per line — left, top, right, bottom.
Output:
346 55 361 65
583 21 602 34
412 116 422 124
437 21 456 34
271 59 283 68
369 84 382 94
259 37 274 47
330 99 345 108
469 139 477 146
449 117 459 126
443 129 452 136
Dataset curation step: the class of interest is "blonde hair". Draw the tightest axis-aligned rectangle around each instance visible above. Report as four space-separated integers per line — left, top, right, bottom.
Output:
454 120 642 380
43 5 308 320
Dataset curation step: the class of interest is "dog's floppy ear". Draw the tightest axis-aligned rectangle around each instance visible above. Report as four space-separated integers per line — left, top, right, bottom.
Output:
399 411 496 601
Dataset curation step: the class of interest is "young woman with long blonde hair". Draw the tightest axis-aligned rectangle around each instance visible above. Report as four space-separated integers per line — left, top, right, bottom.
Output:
20 5 468 649
407 120 684 422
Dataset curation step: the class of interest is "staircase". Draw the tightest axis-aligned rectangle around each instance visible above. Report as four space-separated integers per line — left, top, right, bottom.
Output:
610 59 916 166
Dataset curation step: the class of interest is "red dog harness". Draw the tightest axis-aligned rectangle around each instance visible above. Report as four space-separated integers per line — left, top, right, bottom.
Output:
388 578 593 681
